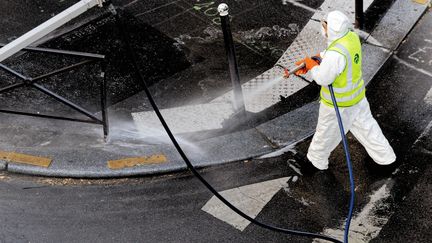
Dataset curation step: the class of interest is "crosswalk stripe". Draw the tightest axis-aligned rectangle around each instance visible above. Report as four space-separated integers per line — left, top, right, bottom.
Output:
201 177 289 231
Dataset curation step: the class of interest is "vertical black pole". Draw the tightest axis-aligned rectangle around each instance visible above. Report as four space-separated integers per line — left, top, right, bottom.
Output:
355 0 364 30
218 3 246 115
100 61 109 141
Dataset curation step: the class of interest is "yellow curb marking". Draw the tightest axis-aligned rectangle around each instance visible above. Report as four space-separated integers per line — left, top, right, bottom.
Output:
107 154 168 170
412 0 429 4
0 151 52 168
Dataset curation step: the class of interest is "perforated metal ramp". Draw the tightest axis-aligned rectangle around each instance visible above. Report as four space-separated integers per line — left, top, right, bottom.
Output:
212 20 326 113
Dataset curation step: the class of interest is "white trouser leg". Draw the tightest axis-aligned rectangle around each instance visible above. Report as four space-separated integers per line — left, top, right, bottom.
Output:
307 102 355 170
349 98 396 165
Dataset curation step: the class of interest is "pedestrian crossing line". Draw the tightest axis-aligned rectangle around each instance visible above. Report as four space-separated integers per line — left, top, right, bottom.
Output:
107 154 168 170
0 151 52 168
425 87 432 105
313 182 394 243
201 177 289 231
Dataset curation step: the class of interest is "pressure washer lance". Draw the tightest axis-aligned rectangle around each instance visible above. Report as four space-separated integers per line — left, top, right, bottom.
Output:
276 61 355 243
275 63 307 80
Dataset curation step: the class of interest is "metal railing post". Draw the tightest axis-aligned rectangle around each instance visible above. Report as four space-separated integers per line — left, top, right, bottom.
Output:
218 3 246 115
100 61 109 140
355 0 364 29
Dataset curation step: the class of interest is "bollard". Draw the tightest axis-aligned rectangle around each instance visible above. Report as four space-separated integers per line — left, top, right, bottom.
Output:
355 0 364 29
218 3 246 115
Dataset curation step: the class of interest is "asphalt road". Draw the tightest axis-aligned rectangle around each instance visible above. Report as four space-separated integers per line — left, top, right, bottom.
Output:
0 157 317 243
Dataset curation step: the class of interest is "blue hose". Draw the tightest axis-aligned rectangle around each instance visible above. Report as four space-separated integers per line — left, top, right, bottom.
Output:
328 85 355 243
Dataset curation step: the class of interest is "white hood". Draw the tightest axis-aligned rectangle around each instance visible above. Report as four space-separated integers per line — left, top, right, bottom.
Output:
325 11 352 44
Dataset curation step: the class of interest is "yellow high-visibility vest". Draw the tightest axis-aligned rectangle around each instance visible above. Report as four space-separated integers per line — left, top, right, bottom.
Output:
320 31 365 107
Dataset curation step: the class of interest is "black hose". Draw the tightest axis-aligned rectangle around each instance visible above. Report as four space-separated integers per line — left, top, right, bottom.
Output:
112 7 342 243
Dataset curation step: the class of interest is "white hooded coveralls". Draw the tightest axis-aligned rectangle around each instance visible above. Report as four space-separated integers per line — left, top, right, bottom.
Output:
306 11 396 170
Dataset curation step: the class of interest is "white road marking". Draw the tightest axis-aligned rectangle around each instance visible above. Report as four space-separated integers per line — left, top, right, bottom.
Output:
425 87 432 105
394 55 432 78
287 159 303 175
415 120 432 145
282 0 318 13
314 181 395 243
408 46 432 65
413 120 432 147
123 0 139 8
258 144 297 159
201 177 289 231
134 0 182 17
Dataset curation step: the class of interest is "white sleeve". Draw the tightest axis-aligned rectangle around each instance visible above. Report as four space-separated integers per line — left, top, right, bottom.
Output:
310 50 346 86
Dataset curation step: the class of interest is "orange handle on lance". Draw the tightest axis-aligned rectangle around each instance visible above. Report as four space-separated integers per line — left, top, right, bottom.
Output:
275 63 306 78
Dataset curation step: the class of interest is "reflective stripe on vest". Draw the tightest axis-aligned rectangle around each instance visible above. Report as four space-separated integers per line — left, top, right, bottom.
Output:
321 82 365 102
320 31 365 107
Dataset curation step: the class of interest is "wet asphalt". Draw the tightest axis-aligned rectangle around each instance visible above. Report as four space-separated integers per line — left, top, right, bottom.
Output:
0 0 430 242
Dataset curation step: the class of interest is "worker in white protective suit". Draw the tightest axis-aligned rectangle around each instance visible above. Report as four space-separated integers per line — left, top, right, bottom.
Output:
294 10 396 172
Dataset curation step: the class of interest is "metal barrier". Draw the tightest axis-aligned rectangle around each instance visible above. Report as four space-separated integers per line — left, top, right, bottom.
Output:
0 44 109 139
